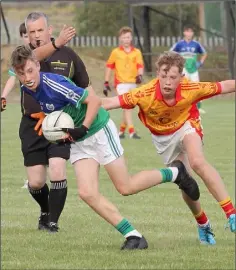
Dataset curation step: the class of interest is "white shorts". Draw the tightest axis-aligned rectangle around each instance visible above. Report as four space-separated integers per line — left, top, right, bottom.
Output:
116 83 137 95
183 68 199 82
70 119 124 165
152 121 198 165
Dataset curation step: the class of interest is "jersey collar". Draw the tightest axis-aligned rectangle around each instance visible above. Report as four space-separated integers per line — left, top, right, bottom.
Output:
155 80 184 102
119 46 135 51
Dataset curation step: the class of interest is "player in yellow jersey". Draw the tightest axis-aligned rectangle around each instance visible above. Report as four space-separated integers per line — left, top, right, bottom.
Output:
104 26 144 139
102 51 236 244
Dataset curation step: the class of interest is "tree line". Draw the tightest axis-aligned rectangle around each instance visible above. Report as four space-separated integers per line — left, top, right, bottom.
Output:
75 2 199 37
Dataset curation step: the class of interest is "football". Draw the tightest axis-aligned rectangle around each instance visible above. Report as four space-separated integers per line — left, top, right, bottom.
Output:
42 111 74 142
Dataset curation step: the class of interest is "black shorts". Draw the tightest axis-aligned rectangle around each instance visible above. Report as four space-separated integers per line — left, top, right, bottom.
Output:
19 115 70 167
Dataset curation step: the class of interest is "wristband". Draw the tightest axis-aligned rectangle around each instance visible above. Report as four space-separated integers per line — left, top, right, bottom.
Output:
52 39 60 50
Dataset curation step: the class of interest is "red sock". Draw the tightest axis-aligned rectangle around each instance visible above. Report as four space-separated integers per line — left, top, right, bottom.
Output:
119 123 126 133
194 210 209 226
219 197 236 218
128 125 135 134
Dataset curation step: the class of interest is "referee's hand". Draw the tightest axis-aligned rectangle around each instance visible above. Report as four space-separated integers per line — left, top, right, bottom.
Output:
30 112 46 136
1 97 6 112
55 25 76 48
103 81 111 97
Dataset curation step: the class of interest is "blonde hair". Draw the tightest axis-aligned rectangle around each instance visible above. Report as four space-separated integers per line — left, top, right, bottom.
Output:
155 51 185 73
118 26 133 37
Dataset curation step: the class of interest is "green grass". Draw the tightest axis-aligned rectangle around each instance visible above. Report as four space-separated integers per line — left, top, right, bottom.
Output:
1 99 235 270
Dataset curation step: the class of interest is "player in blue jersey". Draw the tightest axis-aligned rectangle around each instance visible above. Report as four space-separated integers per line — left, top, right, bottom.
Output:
170 25 207 114
10 45 201 249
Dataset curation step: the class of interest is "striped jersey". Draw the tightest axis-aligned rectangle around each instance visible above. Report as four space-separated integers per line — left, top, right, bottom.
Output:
21 72 109 141
119 78 222 137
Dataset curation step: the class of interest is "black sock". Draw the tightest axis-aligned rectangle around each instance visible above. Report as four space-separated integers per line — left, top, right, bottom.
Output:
49 179 67 224
28 183 49 213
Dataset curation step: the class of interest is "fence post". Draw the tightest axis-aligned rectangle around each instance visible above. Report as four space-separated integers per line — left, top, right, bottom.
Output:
112 36 117 47
91 36 95 47
150 36 154 47
166 36 171 47
161 36 165 47
81 36 85 47
140 36 144 46
96 36 101 47
86 36 90 47
107 36 111 47
102 36 106 46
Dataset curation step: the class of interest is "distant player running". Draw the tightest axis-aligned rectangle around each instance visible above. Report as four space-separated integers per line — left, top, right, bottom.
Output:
103 51 236 244
170 25 207 114
11 45 200 249
104 26 144 139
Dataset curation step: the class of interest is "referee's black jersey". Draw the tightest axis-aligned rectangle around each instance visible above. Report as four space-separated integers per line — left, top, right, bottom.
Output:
21 40 90 115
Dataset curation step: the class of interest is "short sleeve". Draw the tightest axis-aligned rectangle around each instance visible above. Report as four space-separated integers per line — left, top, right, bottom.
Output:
170 42 179 52
8 68 16 77
136 50 144 69
106 49 116 69
197 42 206 54
43 74 88 108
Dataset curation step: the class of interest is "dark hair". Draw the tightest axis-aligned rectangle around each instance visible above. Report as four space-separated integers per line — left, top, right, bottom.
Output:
11 45 36 71
183 25 194 32
155 51 185 74
19 22 27 37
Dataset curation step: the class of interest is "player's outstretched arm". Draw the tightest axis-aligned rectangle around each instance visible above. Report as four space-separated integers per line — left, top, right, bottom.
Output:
1 76 16 99
219 80 236 94
33 25 76 61
1 76 16 111
102 96 121 111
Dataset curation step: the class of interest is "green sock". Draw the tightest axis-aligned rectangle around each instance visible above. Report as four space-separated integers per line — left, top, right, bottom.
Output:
160 168 175 183
115 218 135 236
197 102 202 109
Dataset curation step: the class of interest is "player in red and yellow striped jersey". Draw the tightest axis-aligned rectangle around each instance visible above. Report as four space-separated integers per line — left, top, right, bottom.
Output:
104 26 144 139
102 51 236 243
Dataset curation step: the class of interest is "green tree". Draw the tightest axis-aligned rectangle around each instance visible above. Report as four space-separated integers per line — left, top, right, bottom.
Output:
75 2 199 37
75 2 129 36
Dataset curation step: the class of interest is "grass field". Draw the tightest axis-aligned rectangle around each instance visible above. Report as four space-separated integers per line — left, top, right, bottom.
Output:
1 99 235 270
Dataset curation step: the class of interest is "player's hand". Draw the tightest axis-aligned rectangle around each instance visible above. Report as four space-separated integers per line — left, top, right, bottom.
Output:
55 25 76 48
196 61 202 69
55 137 72 145
61 125 89 141
1 97 6 112
103 81 111 97
135 75 143 84
30 112 46 136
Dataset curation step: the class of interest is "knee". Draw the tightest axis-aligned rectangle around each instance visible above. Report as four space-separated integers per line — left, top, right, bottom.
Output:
78 189 98 204
116 185 131 196
189 157 206 173
49 161 66 180
28 179 45 190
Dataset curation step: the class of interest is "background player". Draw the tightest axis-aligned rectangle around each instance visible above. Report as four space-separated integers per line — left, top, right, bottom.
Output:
102 51 236 243
104 26 143 139
170 25 207 114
